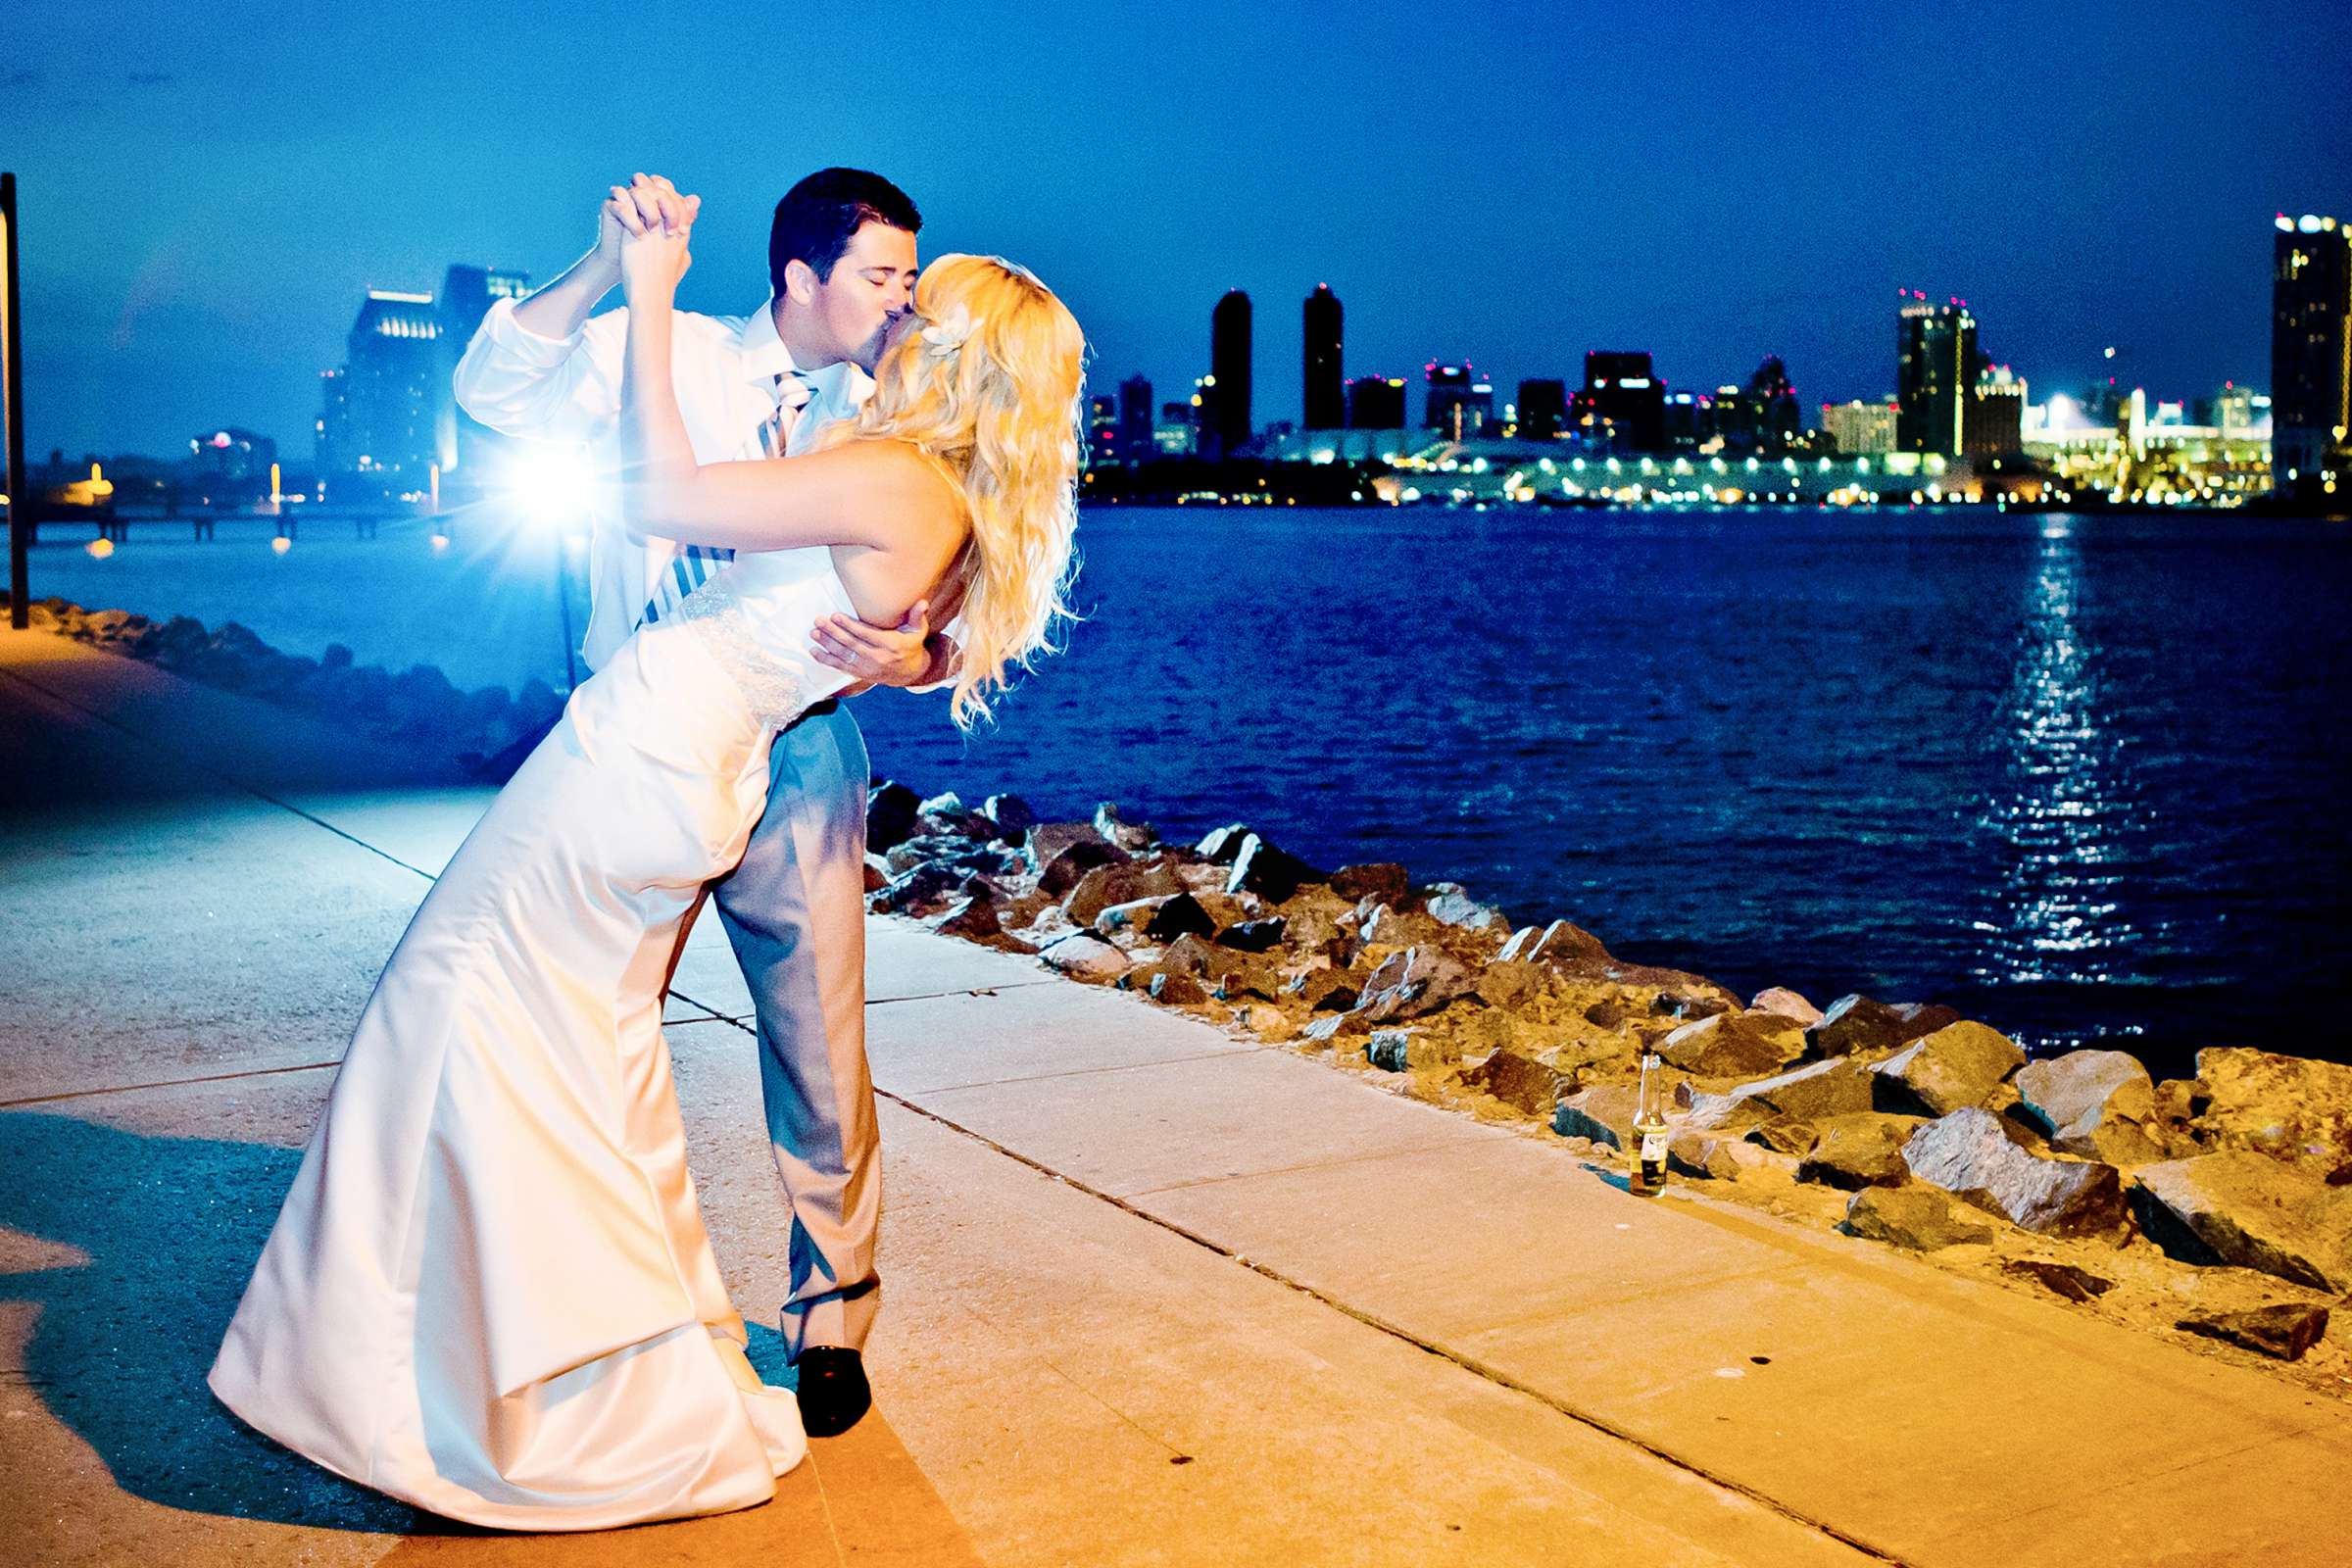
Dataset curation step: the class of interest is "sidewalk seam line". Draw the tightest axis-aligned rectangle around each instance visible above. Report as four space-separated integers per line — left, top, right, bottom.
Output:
0 1056 345 1108
816 1020 1909 1565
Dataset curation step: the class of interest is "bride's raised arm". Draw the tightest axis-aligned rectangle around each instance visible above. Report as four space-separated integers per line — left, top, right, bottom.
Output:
613 200 949 555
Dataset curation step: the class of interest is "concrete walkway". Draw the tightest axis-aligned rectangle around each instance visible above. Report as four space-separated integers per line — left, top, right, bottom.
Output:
3 626 2347 1567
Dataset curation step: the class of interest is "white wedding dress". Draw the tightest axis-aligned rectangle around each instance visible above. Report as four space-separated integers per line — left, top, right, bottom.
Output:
209 546 866 1531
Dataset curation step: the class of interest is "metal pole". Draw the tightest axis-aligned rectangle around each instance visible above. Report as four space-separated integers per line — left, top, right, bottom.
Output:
555 529 579 693
4 173 29 629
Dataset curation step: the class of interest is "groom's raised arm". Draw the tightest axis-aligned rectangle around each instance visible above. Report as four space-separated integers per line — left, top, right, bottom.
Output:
452 177 691 441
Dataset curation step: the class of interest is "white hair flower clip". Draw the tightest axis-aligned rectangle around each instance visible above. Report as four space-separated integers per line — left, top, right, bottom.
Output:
919 304 981 360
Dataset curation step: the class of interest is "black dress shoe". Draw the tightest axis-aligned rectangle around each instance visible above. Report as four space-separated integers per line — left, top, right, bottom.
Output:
795 1347 871 1438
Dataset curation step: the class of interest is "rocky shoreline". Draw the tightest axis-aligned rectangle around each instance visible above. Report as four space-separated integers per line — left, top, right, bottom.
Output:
13 596 558 778
24 595 2350 1392
863 787 2352 1394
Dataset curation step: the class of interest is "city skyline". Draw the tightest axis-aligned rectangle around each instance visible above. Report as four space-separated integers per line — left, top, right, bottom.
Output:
5 0 2350 458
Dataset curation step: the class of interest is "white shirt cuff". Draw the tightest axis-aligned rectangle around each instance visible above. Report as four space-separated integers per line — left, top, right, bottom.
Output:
482 295 583 368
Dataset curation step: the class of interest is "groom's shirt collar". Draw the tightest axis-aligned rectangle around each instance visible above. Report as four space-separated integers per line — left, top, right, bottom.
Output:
738 296 874 408
738 295 800 382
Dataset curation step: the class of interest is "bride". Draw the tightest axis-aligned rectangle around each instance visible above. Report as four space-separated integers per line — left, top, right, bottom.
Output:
207 197 1083 1530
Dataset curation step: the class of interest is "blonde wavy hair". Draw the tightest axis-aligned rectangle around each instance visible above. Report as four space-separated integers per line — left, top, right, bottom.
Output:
818 254 1084 728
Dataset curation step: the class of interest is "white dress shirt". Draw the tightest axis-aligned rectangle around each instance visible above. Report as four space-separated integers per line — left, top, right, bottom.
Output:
454 295 874 673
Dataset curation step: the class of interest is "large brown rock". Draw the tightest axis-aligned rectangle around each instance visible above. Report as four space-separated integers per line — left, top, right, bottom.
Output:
1092 801 1156 851
1094 892 1217 943
2015 1050 2168 1165
1466 1049 1572 1115
1036 835 1129 897
2175 1302 2331 1362
1328 862 1410 904
1798 1113 1927 1189
1901 1107 2129 1239
2129 1152 2352 1293
1731 1057 1878 1121
1656 1011 1805 1078
929 895 1004 942
2191 1048 2352 1182
1225 834 1320 903
1282 966 1361 1012
1872 1021 2025 1117
1553 1086 1640 1150
1497 918 1610 965
1748 987 1824 1026
866 780 921 851
1806 995 1961 1058
1841 1186 1997 1250
1038 930 1132 981
1668 1129 1790 1182
1422 883 1509 931
1065 860 1183 925
1348 945 1479 1026
1194 823 1254 863
1680 1091 1773 1135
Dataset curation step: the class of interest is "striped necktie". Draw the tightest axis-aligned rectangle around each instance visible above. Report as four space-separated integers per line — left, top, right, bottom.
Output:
639 369 818 628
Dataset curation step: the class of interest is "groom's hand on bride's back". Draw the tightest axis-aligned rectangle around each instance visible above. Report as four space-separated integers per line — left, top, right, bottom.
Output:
811 601 939 692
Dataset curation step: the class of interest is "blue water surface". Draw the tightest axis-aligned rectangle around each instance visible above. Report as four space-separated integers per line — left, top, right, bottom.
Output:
31 505 2351 1073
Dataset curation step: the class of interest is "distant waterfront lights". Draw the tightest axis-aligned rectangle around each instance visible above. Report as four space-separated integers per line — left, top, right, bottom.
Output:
270 535 293 556
85 537 115 560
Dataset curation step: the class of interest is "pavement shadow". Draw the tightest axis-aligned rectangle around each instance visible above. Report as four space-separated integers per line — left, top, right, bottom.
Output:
0 1109 806 1535
0 1110 427 1531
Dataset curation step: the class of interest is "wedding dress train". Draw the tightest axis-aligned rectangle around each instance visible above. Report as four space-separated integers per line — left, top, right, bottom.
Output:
210 546 864 1530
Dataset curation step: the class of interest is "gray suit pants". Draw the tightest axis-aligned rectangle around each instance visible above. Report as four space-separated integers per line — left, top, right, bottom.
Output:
708 701 879 1357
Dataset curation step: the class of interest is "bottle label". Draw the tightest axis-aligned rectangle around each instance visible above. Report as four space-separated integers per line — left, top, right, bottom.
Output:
1640 1131 1667 1163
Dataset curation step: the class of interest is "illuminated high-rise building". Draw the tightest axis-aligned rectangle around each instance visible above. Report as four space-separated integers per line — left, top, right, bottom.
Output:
1572 352 1663 452
1117 374 1155 465
342 289 443 483
2214 382 2268 436
2271 213 2351 495
1822 396 1899 456
1302 284 1345 430
439 265 531 348
1423 363 1493 439
1087 394 1119 467
315 368 351 475
438 265 530 476
1517 378 1568 440
1155 400 1196 458
1348 375 1406 429
1748 356 1800 450
1896 293 1979 456
1206 289 1253 459
1966 365 2027 459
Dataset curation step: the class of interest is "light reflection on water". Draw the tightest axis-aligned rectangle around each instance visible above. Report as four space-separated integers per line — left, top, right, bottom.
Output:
1971 519 2145 1034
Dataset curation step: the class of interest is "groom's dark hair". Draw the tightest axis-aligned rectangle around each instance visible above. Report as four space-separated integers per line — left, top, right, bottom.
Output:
769 169 923 291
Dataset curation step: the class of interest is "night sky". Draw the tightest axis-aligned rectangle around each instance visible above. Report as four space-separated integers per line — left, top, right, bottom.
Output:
6 0 2350 459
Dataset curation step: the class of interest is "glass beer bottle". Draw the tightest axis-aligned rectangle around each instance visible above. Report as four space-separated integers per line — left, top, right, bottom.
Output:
1631 1051 1669 1197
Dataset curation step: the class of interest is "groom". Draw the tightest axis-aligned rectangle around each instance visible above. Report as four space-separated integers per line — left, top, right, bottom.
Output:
455 167 950 1437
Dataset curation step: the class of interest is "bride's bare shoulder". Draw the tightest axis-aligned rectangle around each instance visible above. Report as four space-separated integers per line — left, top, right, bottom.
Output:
848 438 966 525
